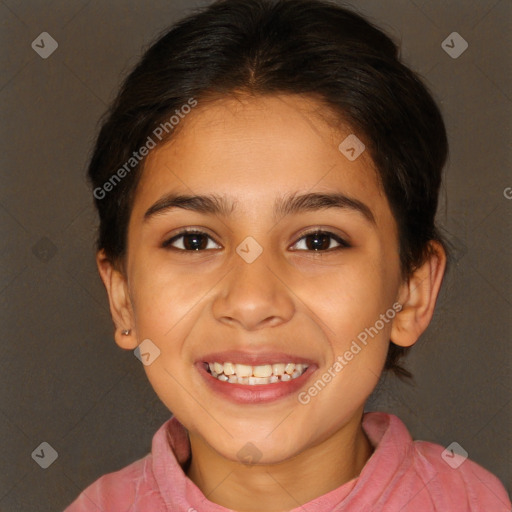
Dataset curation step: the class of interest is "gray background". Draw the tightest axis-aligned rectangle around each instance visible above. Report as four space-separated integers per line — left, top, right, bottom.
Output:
0 0 510 510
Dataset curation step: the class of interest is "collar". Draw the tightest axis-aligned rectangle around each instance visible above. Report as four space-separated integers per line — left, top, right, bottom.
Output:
150 411 412 511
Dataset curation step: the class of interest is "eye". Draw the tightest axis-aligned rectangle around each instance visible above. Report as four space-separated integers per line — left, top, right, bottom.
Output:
162 228 350 252
162 229 221 251
290 230 350 252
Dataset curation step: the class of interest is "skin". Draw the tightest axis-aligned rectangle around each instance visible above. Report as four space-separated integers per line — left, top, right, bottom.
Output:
97 93 446 512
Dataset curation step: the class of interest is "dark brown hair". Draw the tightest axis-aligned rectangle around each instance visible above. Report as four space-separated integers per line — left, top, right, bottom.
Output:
88 0 449 380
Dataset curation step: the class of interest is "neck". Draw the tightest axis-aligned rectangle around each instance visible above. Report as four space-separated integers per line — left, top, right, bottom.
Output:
186 410 373 512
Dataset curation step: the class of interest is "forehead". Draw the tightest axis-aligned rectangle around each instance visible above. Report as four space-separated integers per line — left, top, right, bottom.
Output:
133 94 387 220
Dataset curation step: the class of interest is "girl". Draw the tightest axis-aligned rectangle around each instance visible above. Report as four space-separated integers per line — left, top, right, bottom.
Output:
65 0 511 510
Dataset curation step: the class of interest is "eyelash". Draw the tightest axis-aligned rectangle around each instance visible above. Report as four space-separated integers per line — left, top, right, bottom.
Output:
162 228 351 253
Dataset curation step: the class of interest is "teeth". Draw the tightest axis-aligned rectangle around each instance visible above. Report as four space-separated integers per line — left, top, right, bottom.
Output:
253 365 272 377
205 361 309 385
249 376 270 385
235 363 253 378
272 363 285 376
285 363 295 375
223 362 235 375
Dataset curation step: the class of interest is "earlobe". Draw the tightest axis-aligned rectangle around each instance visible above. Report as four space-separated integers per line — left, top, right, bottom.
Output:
96 250 138 350
391 241 447 348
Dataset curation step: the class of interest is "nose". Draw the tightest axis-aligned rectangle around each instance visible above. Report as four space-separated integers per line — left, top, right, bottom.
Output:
212 249 295 331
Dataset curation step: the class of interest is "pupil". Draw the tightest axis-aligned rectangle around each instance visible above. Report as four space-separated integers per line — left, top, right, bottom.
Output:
308 233 329 251
185 234 205 250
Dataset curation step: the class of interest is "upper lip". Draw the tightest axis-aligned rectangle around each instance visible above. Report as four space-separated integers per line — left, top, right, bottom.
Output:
196 350 317 366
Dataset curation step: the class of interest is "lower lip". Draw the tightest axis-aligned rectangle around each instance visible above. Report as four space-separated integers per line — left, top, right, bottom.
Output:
196 363 317 404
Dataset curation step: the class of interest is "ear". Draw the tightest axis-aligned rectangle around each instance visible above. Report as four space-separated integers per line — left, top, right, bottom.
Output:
96 249 138 350
391 241 446 347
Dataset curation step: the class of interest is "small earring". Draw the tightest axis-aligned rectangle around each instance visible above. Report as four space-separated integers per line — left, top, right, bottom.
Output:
121 329 131 336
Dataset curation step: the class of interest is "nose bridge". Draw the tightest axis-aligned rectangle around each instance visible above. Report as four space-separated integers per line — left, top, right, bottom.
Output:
212 244 295 329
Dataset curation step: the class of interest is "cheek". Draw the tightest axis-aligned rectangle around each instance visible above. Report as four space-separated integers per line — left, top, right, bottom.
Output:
307 254 398 386
129 255 208 337
297 253 397 332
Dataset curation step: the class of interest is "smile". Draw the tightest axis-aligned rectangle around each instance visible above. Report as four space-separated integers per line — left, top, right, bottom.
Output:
205 362 309 385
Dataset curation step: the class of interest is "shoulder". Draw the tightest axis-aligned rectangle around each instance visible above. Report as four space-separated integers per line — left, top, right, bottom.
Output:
363 412 511 511
410 438 511 511
63 417 180 511
63 454 166 511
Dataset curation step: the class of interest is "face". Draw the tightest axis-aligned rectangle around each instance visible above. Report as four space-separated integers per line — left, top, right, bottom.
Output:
118 94 406 464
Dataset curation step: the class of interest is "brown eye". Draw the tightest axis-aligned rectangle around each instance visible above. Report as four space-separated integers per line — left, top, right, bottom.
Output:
162 230 221 251
291 230 350 252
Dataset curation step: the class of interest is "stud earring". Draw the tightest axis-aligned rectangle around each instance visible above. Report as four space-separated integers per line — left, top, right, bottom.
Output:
121 329 131 336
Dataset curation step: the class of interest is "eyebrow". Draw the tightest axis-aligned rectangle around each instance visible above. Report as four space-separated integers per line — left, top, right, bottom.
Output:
144 191 375 225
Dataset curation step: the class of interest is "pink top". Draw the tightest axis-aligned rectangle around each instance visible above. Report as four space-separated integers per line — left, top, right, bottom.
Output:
64 412 511 511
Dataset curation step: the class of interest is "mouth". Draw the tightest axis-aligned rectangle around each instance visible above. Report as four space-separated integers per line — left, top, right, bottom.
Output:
204 361 309 384
195 352 317 404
